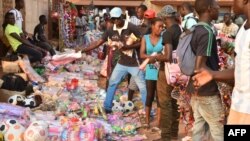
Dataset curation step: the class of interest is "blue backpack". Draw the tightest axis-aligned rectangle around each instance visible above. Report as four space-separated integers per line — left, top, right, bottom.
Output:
176 22 213 75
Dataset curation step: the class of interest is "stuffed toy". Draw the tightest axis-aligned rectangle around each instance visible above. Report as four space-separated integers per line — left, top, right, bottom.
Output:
7 93 42 109
24 121 49 141
0 119 25 141
111 100 124 113
8 95 25 106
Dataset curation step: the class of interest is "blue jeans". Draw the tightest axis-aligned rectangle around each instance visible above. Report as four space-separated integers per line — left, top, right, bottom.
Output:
104 63 147 111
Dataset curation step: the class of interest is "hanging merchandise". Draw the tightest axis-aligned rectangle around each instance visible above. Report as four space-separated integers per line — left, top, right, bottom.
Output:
59 2 78 48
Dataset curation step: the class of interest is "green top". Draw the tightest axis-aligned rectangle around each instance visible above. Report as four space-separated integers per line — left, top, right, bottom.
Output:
5 24 22 51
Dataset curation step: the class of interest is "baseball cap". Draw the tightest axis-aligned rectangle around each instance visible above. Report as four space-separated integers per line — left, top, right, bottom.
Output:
110 7 123 18
158 5 177 18
144 9 156 19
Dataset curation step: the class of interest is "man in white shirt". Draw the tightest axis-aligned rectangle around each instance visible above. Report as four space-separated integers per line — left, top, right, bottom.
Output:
214 13 239 38
192 0 250 125
9 0 25 33
180 2 198 30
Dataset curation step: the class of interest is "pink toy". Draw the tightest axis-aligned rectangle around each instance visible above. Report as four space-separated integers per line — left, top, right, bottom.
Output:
51 52 82 66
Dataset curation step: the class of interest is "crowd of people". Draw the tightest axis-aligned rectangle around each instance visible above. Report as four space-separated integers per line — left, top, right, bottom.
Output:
76 0 249 141
2 0 55 64
1 0 250 140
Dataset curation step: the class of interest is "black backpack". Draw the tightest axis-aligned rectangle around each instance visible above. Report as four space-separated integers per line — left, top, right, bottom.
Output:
1 73 27 92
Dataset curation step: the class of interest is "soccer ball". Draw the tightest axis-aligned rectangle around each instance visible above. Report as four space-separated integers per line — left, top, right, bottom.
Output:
0 119 25 141
24 97 36 108
122 101 134 113
24 121 49 141
112 100 123 112
8 95 25 105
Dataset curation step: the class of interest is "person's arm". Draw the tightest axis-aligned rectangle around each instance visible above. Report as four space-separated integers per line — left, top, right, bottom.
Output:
121 41 140 50
76 29 110 52
80 39 105 52
192 68 234 87
155 43 172 62
154 31 173 62
10 32 36 48
10 32 46 53
140 37 150 59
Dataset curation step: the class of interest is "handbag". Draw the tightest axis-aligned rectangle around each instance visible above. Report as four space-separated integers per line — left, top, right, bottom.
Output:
165 51 189 86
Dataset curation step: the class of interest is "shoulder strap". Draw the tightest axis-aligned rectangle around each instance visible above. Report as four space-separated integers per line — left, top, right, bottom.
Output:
184 16 198 30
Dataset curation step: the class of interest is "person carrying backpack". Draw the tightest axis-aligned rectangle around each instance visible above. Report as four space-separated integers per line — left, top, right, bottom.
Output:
180 2 198 31
192 0 250 126
179 0 224 141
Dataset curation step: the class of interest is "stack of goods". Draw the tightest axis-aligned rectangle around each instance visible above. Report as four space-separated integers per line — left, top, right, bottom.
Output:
0 49 148 141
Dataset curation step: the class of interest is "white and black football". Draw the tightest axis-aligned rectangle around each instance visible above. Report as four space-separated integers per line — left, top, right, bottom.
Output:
8 95 25 105
122 101 134 113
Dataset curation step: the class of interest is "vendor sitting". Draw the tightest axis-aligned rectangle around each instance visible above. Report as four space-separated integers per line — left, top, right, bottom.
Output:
3 12 46 63
33 15 56 56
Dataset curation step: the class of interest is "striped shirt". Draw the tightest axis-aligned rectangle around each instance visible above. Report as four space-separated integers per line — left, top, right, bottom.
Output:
129 16 143 26
231 21 250 114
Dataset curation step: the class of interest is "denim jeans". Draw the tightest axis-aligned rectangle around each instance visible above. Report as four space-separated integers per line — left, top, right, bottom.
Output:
191 95 225 141
104 63 147 111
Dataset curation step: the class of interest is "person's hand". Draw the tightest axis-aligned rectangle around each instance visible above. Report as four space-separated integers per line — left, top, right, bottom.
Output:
192 68 213 88
149 57 156 64
167 56 173 63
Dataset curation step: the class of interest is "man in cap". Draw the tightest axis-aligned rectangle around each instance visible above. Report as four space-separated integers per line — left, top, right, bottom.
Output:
77 7 147 113
154 5 182 141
